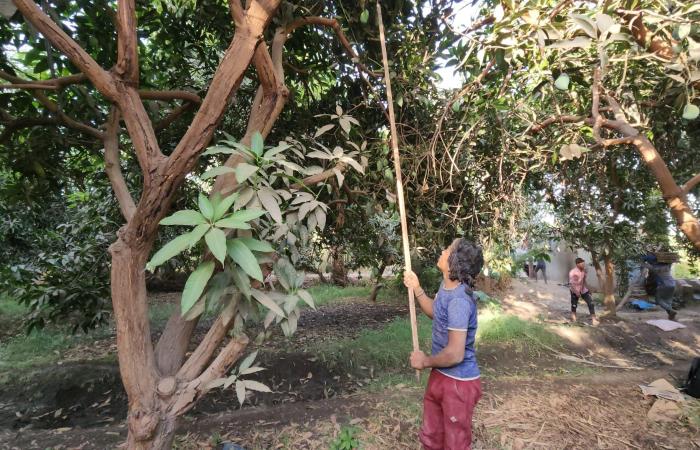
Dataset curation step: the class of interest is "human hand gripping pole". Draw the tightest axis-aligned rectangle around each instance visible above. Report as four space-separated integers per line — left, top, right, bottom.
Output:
376 1 421 381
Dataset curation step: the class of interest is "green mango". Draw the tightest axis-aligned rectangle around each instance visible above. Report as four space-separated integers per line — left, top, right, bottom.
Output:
554 73 570 91
683 104 699 120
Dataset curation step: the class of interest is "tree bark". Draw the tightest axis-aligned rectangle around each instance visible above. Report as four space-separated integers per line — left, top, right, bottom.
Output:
368 262 387 303
602 254 617 316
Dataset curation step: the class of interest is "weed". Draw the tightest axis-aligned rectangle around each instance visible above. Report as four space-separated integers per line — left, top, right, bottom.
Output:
329 426 360 450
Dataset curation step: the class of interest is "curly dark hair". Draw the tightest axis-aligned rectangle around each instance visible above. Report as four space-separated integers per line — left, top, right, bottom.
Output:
447 238 484 291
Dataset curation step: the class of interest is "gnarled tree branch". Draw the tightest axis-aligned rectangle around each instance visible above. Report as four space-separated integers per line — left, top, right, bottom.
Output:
13 0 118 99
682 173 700 195
104 108 136 220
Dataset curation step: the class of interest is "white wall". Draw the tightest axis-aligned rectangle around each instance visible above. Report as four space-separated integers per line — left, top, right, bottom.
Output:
545 241 603 292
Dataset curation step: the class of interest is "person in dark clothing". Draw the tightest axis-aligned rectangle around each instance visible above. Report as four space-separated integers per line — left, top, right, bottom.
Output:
643 253 678 320
534 258 547 284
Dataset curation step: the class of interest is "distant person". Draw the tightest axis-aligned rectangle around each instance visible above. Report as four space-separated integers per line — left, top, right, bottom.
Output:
403 238 483 450
643 253 678 320
569 257 599 326
534 258 547 284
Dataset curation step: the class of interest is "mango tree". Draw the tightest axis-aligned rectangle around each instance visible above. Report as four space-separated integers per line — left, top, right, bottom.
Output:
447 0 700 252
0 0 411 447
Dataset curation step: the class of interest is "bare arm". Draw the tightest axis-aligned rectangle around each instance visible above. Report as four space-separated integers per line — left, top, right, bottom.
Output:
411 330 467 369
403 271 433 319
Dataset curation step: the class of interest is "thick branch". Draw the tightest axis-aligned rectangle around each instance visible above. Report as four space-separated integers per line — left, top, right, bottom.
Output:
0 82 61 90
527 115 587 134
116 87 165 184
682 173 700 195
138 90 202 104
0 71 88 90
228 0 244 26
13 0 118 99
618 10 676 61
177 300 239 381
103 109 136 220
0 116 58 143
154 102 195 132
601 136 636 147
194 335 249 392
116 0 139 84
591 67 602 143
211 32 289 195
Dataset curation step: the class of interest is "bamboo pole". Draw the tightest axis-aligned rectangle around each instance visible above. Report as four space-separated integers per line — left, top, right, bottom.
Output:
376 2 420 379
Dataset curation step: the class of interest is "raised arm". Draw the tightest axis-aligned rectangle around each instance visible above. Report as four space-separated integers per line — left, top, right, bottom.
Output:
404 270 434 319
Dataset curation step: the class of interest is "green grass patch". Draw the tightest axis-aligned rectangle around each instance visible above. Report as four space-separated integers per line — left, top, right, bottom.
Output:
0 294 29 319
306 283 402 308
477 306 560 350
313 314 432 371
307 284 372 307
0 328 75 370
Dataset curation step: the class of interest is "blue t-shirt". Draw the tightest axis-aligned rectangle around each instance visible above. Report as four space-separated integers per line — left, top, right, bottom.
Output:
431 283 479 380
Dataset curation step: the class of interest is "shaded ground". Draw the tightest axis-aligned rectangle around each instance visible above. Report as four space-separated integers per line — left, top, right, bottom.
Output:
1 280 699 449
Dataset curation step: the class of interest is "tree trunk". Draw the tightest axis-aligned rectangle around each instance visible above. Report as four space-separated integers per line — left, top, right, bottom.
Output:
591 251 616 316
331 246 348 286
368 263 387 303
109 237 162 448
602 254 616 316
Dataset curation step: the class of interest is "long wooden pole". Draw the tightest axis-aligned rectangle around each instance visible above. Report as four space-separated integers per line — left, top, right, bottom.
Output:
376 2 420 378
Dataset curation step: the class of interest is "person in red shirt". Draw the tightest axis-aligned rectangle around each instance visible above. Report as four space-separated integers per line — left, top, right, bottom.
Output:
568 257 599 326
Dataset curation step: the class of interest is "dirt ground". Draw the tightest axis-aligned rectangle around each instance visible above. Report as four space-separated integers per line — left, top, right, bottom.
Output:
1 278 699 449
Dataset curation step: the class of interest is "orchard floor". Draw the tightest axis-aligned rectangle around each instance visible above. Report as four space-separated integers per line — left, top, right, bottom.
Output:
1 278 699 449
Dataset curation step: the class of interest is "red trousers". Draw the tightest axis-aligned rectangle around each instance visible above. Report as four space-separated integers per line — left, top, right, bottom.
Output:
419 370 482 450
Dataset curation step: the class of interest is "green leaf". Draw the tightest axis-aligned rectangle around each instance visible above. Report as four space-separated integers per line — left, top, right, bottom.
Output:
251 132 264 156
237 237 274 253
224 209 266 223
205 228 227 265
242 380 271 393
297 289 315 309
231 267 252 299
201 166 236 180
257 189 283 223
146 233 193 270
189 223 211 245
198 193 214 220
159 209 207 226
181 261 215 315
235 163 259 184
251 289 285 317
236 379 246 405
360 9 369 24
239 350 258 372
228 239 264 281
214 193 239 221
678 24 691 40
202 145 235 156
314 124 335 138
214 217 252 230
